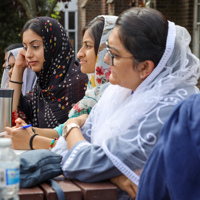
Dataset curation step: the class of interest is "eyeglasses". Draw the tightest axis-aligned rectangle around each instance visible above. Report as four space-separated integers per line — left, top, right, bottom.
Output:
106 41 133 66
5 64 15 70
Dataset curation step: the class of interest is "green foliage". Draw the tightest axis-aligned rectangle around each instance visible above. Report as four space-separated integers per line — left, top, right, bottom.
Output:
0 0 27 80
0 0 63 83
51 11 61 20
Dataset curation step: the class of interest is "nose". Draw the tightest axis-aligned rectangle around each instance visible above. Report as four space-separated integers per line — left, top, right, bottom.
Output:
104 52 110 65
2 61 6 68
25 48 33 59
77 46 85 59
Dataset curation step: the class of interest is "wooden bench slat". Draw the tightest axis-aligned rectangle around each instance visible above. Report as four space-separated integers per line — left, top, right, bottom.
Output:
40 176 82 200
19 186 44 200
73 180 118 200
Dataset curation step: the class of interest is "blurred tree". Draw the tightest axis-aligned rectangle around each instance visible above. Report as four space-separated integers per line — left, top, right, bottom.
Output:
18 0 61 19
0 0 27 81
0 0 69 84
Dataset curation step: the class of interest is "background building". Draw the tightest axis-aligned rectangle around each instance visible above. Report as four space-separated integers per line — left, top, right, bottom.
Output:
60 0 197 58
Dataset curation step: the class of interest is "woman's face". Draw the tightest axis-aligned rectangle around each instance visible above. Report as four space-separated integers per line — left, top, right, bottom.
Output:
104 27 143 91
7 55 15 79
77 29 96 74
22 29 44 73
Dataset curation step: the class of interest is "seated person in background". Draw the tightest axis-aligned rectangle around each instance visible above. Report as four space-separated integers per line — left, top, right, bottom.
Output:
5 48 37 125
1 43 23 88
6 8 200 200
6 48 37 95
9 16 88 128
136 95 200 199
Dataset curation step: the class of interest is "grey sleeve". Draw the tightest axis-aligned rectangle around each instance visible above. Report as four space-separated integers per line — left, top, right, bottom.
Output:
61 141 122 182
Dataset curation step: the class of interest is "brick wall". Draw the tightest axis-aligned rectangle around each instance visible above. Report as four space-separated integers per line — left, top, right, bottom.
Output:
101 0 107 15
112 0 130 16
78 0 195 51
156 0 194 48
78 0 102 50
77 0 199 87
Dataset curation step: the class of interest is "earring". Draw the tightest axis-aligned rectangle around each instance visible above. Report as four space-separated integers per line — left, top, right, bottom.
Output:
140 75 143 80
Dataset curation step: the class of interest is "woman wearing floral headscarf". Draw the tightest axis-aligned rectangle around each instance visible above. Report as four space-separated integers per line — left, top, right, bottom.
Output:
9 17 88 128
54 15 118 136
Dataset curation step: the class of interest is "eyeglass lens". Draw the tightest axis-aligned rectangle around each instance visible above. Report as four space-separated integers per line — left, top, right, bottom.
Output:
106 41 114 66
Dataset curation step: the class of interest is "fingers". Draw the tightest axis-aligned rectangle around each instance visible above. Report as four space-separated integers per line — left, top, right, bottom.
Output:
131 184 138 194
123 180 137 199
15 118 26 126
18 48 26 56
4 134 12 139
125 186 136 200
15 49 28 69
4 127 14 135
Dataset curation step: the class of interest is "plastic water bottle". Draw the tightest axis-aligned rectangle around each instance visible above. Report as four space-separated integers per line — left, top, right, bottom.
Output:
0 138 20 200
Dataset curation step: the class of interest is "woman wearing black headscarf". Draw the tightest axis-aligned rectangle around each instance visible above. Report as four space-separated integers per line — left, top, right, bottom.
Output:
9 17 88 128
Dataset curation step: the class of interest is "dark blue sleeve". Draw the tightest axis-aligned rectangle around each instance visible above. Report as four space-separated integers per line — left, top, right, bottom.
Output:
137 94 200 200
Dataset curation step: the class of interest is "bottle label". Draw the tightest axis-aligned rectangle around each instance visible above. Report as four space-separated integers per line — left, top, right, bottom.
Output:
0 168 20 186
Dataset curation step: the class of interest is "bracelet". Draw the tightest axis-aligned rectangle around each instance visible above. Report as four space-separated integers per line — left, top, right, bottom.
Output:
49 137 58 150
9 80 23 84
29 134 38 150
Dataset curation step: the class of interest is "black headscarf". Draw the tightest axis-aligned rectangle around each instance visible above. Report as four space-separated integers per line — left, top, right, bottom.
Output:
19 17 88 128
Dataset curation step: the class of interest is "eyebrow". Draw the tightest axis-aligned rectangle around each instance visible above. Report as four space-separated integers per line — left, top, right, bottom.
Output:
82 40 93 45
107 41 120 54
22 40 43 45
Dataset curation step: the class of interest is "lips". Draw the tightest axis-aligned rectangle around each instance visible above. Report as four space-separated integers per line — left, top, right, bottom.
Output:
79 60 87 64
28 61 37 66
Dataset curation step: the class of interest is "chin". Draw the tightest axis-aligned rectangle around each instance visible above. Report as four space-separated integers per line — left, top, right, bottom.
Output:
80 66 87 74
32 65 42 73
109 76 118 85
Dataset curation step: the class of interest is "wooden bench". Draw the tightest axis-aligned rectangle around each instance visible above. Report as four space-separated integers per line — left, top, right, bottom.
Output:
18 176 118 200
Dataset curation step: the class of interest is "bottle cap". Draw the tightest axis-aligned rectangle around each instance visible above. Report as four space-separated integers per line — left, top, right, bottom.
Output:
0 138 11 146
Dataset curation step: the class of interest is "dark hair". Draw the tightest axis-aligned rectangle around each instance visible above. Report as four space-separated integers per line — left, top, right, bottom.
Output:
116 7 168 68
4 43 23 53
8 53 14 61
82 17 104 56
21 18 41 38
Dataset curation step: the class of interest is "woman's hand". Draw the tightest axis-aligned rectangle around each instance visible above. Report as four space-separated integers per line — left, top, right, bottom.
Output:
4 118 34 150
14 49 28 71
110 174 138 200
62 114 88 150
15 118 27 128
64 114 88 128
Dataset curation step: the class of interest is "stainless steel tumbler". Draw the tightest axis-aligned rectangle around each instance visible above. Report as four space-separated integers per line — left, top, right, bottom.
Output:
0 89 14 132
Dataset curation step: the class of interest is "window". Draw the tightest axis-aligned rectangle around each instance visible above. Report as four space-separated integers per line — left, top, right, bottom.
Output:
63 0 78 55
193 0 200 58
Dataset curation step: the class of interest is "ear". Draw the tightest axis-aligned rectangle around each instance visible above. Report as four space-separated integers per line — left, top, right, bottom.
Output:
139 60 155 80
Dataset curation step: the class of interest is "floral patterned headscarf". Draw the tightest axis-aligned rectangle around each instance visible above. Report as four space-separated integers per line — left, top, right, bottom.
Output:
68 15 118 118
20 17 88 128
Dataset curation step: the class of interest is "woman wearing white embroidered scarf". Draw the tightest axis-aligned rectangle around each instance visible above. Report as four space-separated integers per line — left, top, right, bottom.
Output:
6 48 37 95
52 8 200 199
